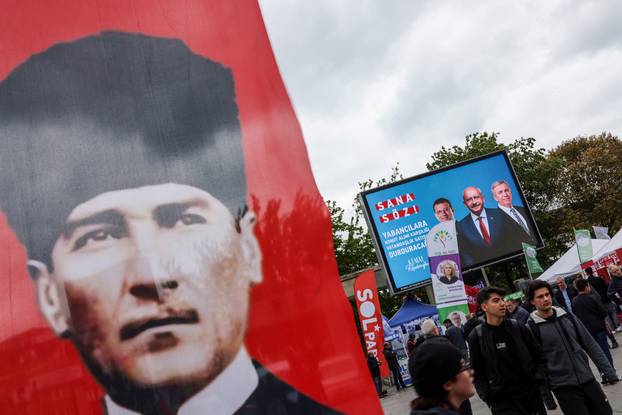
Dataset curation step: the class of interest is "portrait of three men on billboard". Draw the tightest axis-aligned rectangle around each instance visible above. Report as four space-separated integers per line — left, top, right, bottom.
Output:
432 180 537 269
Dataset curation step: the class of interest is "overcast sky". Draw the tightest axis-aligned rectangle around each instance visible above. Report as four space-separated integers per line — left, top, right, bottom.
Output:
259 1 622 211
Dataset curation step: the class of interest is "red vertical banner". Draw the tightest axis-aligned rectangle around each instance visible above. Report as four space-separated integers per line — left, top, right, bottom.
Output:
354 270 390 378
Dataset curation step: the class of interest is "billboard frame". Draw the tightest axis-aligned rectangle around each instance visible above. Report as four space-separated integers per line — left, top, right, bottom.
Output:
358 149 544 295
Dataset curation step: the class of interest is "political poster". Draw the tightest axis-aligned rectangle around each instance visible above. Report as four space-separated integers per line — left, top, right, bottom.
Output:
359 150 541 293
426 221 469 322
575 228 594 264
0 2 378 413
593 226 611 240
523 242 544 275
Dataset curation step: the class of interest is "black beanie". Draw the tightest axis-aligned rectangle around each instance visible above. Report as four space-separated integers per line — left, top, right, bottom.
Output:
0 32 246 266
411 339 463 397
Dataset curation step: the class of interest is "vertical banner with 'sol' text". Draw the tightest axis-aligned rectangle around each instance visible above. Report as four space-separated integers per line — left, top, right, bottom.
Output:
354 270 390 378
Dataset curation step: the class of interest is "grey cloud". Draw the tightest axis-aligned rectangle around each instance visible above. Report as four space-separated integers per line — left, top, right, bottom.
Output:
260 1 622 210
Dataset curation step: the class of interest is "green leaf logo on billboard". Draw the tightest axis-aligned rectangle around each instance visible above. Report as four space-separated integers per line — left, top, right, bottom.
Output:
433 229 452 248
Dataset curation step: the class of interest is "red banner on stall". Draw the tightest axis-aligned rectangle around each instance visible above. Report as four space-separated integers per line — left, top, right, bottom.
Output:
354 270 390 378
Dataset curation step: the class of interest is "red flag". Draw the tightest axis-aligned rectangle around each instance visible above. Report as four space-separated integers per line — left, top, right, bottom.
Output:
354 270 390 378
465 285 480 314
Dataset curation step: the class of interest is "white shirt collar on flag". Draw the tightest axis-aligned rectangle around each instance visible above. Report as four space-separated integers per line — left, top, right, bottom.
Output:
104 346 258 415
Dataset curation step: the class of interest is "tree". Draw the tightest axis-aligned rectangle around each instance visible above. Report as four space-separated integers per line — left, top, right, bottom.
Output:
327 200 376 276
548 132 622 239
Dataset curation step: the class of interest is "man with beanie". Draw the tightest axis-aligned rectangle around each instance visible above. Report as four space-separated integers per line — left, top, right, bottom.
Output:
410 319 473 415
467 286 549 414
410 341 475 414
528 279 617 415
0 32 340 414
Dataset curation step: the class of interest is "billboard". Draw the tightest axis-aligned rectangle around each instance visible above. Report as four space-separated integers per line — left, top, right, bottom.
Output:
0 2 380 414
359 151 542 293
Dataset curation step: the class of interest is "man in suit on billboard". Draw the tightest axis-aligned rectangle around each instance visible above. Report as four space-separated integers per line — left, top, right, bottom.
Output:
490 180 536 243
456 187 521 268
432 197 456 223
0 32 339 415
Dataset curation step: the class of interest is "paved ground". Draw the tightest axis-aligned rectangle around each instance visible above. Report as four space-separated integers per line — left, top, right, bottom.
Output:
381 331 622 414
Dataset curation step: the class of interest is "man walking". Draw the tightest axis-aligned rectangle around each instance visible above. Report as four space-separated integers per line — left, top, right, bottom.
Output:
572 279 616 367
382 342 407 391
528 280 618 415
587 267 621 332
468 287 548 414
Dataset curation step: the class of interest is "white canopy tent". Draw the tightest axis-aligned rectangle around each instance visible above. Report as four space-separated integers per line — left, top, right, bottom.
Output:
538 239 609 283
593 228 622 261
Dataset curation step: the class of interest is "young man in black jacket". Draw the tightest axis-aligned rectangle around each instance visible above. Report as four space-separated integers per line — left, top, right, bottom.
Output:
467 287 549 414
528 280 617 415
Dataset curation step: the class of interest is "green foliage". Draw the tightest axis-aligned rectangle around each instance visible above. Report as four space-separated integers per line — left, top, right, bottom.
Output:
326 200 377 276
548 132 622 240
426 132 504 171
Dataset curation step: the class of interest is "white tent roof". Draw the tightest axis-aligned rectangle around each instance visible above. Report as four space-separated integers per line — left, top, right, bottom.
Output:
538 239 609 283
594 228 622 261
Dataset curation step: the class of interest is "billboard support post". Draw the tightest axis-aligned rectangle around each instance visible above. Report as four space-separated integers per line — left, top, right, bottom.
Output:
481 268 490 286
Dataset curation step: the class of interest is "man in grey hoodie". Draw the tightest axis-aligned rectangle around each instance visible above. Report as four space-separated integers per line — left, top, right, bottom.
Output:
527 280 618 415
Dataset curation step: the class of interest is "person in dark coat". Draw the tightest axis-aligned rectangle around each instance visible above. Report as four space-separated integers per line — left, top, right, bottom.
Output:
506 298 530 324
382 342 407 390
468 287 549 414
588 267 621 332
463 312 484 339
572 279 616 366
445 312 469 361
412 320 473 415
409 340 475 415
366 353 386 397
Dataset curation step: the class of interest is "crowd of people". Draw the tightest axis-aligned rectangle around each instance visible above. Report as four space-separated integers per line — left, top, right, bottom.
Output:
374 263 622 415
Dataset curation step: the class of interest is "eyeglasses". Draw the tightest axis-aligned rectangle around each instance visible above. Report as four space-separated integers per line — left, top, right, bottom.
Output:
457 363 472 374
